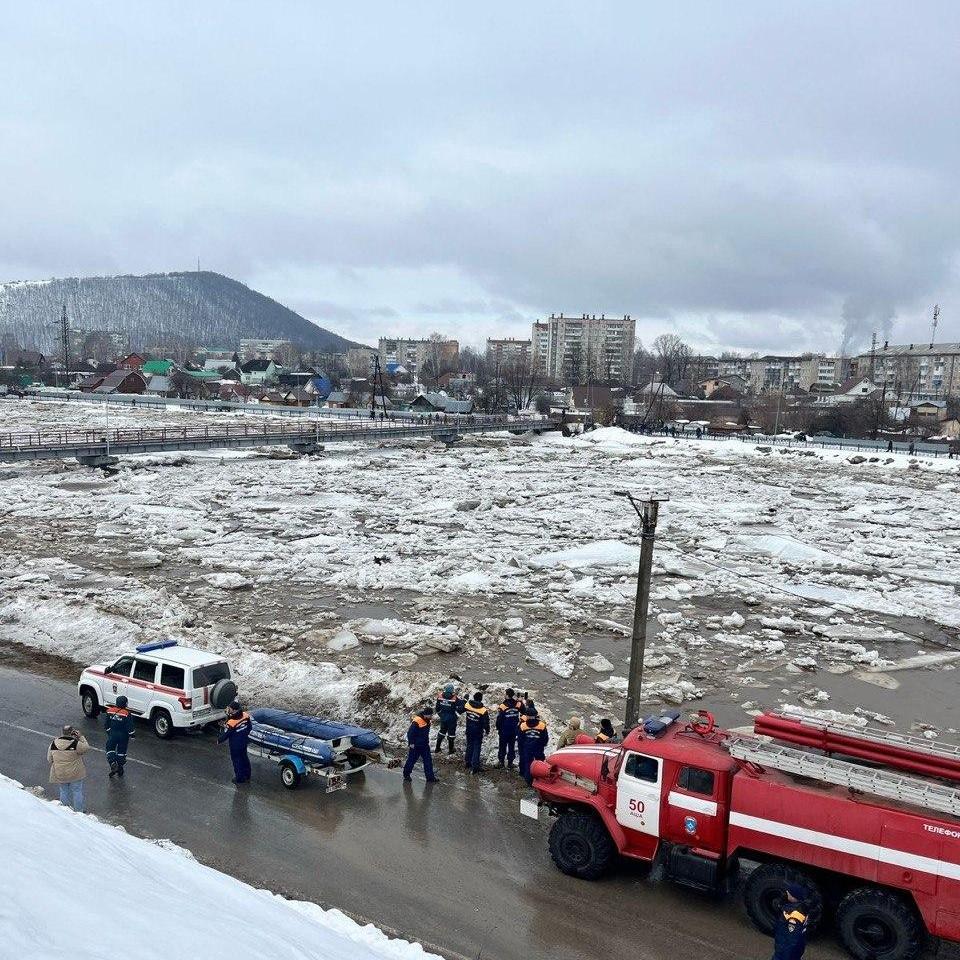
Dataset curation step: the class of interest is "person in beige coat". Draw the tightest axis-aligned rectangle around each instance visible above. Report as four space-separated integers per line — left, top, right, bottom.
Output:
48 725 90 812
555 717 582 749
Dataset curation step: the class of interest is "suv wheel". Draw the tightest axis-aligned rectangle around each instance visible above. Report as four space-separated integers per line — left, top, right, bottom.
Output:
80 687 100 719
152 709 175 740
548 811 615 880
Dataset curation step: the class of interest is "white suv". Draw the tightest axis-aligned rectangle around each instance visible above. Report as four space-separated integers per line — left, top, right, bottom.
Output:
78 641 237 739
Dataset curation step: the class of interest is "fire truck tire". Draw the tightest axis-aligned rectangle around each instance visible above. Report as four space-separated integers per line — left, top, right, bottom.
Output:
548 812 615 880
836 888 923 960
743 863 824 936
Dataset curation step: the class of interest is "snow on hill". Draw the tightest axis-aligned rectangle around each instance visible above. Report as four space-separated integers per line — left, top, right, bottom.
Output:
0 271 361 354
0 775 438 960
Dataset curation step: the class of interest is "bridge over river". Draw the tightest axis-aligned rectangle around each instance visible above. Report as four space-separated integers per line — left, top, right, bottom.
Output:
0 415 556 465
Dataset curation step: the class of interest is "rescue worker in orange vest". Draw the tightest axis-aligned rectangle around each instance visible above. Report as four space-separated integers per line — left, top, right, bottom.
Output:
595 718 620 744
495 688 522 768
518 708 549 786
104 695 136 778
463 692 490 774
434 683 465 754
771 884 809 960
218 700 252 785
402 706 438 782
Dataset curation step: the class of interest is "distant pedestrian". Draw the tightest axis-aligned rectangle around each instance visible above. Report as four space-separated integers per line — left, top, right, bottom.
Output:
518 709 549 786
463 692 490 774
555 717 582 749
403 706 438 782
434 683 465 754
218 700 252 785
103 695 135 778
595 719 619 744
887 439 894 452
48 724 89 812
908 441 915 455
495 688 522 769
771 884 809 960
695 427 702 439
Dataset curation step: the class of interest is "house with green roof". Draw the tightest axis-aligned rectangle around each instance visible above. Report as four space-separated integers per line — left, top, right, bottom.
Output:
142 359 174 376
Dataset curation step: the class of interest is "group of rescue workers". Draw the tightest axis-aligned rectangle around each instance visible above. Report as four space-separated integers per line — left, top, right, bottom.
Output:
402 684 620 785
50 690 811 960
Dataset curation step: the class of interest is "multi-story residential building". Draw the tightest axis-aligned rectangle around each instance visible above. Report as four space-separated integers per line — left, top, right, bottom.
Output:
239 338 293 361
486 338 531 366
538 313 635 384
531 321 550 375
855 341 960 401
377 337 459 379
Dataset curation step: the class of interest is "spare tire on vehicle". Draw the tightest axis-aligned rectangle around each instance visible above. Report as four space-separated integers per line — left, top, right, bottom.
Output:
210 678 238 710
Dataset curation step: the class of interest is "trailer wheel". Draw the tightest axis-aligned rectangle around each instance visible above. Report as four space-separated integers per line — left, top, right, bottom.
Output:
279 761 302 790
836 888 923 960
548 811 615 880
743 862 824 936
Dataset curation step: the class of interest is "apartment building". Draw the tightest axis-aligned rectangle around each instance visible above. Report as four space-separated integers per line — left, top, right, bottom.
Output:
239 338 293 361
486 337 531 366
854 341 960 401
378 337 459 378
537 313 635 383
531 322 550 375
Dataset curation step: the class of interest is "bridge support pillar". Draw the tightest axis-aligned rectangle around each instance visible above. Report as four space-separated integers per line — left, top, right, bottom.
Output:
288 442 324 455
76 454 120 468
435 432 463 446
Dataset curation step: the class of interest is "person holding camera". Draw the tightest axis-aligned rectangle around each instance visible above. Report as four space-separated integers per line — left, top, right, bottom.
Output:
48 725 90 812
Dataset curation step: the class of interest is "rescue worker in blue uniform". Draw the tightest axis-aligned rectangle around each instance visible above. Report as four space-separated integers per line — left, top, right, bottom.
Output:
218 700 252 785
518 707 549 785
434 683 464 754
495 688 522 768
403 706 438 782
771 885 809 960
104 695 136 778
462 692 490 774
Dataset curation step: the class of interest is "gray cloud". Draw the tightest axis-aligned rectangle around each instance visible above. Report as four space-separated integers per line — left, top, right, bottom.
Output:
1 2 959 352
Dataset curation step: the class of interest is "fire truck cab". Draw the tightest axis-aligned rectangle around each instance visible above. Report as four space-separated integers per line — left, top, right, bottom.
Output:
529 709 960 960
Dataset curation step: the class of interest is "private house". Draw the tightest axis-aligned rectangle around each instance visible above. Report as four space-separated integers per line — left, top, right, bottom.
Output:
142 359 174 377
93 369 147 395
911 399 948 423
239 358 279 385
118 353 148 370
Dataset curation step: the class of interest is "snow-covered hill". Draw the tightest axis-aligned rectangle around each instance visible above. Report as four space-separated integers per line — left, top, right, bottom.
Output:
0 271 361 354
0 774 438 960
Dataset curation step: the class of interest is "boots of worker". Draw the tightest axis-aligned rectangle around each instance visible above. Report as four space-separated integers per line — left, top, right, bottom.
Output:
447 736 456 754
109 762 118 778
435 733 444 752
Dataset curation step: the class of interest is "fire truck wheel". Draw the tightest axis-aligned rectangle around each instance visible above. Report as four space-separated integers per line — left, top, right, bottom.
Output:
836 888 923 960
743 863 824 936
548 812 615 880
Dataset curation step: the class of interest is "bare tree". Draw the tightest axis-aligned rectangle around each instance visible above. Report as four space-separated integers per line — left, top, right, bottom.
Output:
503 356 538 412
633 341 657 386
652 334 691 386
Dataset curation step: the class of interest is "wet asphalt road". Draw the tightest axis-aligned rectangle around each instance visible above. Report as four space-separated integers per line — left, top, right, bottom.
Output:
0 665 847 960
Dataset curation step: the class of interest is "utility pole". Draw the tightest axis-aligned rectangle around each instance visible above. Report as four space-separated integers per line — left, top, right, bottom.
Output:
617 490 669 731
58 304 70 388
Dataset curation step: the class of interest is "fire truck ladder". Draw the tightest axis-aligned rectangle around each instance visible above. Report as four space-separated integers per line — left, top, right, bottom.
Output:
726 736 960 819
755 709 960 783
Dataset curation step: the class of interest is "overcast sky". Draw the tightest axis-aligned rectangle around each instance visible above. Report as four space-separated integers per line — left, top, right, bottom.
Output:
2 2 958 353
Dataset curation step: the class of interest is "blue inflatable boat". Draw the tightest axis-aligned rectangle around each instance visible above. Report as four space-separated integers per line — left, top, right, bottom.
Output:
249 726 335 766
251 708 382 752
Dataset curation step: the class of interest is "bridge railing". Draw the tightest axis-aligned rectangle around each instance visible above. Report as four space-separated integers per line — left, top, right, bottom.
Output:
0 415 549 451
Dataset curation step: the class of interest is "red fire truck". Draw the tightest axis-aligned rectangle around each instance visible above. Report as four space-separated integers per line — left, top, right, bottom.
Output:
526 708 960 960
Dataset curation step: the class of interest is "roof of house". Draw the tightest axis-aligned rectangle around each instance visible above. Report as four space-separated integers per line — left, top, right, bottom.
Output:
837 376 877 394
325 391 348 403
866 342 960 359
639 381 678 397
79 373 107 390
240 358 273 373
142 359 173 375
912 399 947 409
146 375 170 393
186 369 221 380
93 369 145 393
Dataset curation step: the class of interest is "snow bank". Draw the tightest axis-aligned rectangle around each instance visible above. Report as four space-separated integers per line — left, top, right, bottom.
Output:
530 539 641 571
0 775 439 960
